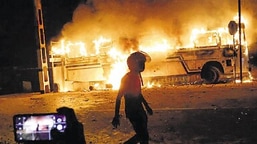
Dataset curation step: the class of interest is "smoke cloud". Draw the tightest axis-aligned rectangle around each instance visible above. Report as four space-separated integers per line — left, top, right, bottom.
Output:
56 0 257 51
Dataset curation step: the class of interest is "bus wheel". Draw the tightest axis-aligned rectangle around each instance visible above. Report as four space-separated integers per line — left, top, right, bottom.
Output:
202 66 220 84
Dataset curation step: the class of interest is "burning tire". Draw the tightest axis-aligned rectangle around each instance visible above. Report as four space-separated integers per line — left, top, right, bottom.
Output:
201 66 221 84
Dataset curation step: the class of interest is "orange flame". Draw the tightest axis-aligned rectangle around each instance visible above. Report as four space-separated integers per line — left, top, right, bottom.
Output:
51 15 249 91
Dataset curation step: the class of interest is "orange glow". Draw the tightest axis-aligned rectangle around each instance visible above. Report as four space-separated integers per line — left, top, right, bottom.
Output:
139 34 172 52
106 48 129 89
145 81 161 88
93 36 112 55
52 37 131 91
51 39 87 57
51 15 250 91
191 27 234 47
233 14 248 26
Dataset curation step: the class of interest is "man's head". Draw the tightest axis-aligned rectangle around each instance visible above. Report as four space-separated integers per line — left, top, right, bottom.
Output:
127 51 150 72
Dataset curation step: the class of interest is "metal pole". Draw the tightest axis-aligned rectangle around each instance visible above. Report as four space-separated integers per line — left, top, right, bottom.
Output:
34 0 51 93
233 35 236 83
238 0 243 83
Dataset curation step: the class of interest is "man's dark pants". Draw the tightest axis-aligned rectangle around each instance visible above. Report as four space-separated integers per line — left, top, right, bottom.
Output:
124 111 149 144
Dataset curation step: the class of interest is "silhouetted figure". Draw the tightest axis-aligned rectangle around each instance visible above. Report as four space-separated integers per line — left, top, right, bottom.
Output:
51 107 86 144
112 51 153 144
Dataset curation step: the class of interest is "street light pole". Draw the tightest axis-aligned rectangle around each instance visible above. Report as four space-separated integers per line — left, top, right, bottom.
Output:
238 0 243 83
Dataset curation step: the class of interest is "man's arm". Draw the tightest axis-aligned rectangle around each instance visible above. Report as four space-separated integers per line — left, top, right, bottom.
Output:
112 89 124 128
114 93 122 117
140 94 153 115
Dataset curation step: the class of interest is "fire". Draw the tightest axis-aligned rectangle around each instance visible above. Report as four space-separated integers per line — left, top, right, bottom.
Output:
93 36 112 55
233 14 248 26
51 40 87 57
50 14 250 92
106 48 128 89
51 32 179 91
138 34 172 52
190 27 235 47
145 81 161 88
51 37 132 91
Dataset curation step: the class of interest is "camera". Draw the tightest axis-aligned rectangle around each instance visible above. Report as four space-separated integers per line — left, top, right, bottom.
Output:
13 113 67 142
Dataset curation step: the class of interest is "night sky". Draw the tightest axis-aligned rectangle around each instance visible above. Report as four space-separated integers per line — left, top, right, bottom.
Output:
0 0 81 68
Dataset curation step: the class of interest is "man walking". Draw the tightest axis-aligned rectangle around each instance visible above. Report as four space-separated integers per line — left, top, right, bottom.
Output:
112 51 153 144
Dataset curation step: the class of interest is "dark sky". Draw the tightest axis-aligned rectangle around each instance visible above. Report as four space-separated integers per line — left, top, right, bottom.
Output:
0 0 81 68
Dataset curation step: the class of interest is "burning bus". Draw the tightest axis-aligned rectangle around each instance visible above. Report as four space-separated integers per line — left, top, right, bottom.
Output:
143 27 251 86
49 22 251 92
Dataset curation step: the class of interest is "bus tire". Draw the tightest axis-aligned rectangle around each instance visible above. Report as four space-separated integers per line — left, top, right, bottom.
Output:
202 66 220 84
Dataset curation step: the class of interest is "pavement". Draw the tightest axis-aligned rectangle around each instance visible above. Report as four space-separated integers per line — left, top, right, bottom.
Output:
1 83 257 144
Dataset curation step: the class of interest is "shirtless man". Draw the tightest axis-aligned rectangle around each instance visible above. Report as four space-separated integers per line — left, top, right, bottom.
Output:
112 51 153 144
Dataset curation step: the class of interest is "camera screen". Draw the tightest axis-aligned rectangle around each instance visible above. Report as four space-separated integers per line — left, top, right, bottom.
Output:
13 113 66 142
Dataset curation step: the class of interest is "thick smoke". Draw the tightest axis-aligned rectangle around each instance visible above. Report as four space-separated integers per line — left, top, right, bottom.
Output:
58 0 257 51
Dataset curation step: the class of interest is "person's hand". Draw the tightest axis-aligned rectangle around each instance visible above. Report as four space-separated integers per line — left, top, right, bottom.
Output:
146 106 153 115
51 128 63 140
112 116 120 128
